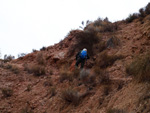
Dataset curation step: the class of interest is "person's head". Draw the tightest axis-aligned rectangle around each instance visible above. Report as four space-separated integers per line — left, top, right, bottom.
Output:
83 48 87 51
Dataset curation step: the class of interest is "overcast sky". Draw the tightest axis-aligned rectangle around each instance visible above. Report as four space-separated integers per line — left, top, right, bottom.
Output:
0 0 149 58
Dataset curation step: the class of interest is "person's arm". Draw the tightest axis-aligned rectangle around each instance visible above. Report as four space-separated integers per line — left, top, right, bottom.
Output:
76 51 80 60
87 54 90 59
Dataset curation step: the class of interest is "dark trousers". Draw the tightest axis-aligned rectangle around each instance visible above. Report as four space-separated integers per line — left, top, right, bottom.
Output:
75 58 85 69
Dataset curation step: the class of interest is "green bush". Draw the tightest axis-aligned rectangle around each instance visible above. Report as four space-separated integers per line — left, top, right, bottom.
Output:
126 53 150 82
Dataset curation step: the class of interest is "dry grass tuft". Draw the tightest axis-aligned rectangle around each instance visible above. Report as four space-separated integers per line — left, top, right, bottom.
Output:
61 88 80 106
96 52 124 69
126 53 150 82
36 52 45 65
5 64 20 74
1 88 13 97
106 108 126 113
24 64 46 76
59 70 73 83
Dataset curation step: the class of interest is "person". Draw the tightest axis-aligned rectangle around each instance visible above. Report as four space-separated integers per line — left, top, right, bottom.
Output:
75 48 90 69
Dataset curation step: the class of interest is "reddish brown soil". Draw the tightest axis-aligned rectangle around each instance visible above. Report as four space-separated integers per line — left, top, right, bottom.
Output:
0 16 150 113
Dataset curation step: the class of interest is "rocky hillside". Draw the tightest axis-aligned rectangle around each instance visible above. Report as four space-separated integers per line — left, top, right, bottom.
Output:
0 3 150 113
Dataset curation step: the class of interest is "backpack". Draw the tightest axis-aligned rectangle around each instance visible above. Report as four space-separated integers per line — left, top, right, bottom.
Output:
80 50 87 59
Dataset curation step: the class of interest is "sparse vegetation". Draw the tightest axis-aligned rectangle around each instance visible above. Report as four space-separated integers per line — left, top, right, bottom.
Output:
93 66 111 85
102 85 111 96
106 36 120 48
1 88 13 97
26 85 32 92
43 78 52 87
49 69 53 75
71 68 80 78
3 54 15 63
106 108 126 113
18 53 26 59
126 53 150 82
126 2 150 23
61 88 80 106
92 17 118 32
32 49 37 53
24 64 46 76
96 52 124 68
36 52 45 65
40 46 46 51
20 106 34 113
94 41 106 52
80 69 90 84
48 87 56 97
68 29 99 56
59 70 73 83
4 64 20 74
126 13 139 23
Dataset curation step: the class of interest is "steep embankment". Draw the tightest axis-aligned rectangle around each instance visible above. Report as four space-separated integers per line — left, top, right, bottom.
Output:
0 15 150 113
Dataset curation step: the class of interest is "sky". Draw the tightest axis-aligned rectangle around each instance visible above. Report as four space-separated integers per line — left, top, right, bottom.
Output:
0 0 150 58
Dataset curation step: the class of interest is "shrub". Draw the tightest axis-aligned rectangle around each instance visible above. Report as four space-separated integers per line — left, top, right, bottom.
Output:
32 49 37 52
5 64 12 69
93 17 103 27
48 87 56 97
126 53 150 82
24 64 46 76
26 85 32 92
61 88 80 106
68 29 99 56
36 52 45 65
96 52 124 68
18 53 26 59
4 54 15 63
80 69 90 83
92 17 118 32
1 88 13 97
93 66 111 84
102 85 111 96
106 108 126 113
71 68 80 78
59 70 73 83
145 2 150 15
43 78 52 87
32 65 45 76
139 8 145 18
126 13 139 23
40 46 46 51
94 40 106 52
106 36 120 48
5 64 20 74
49 69 53 75
20 106 34 113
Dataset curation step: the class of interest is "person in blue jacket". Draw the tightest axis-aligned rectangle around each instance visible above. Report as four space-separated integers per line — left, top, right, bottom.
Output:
75 48 90 69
